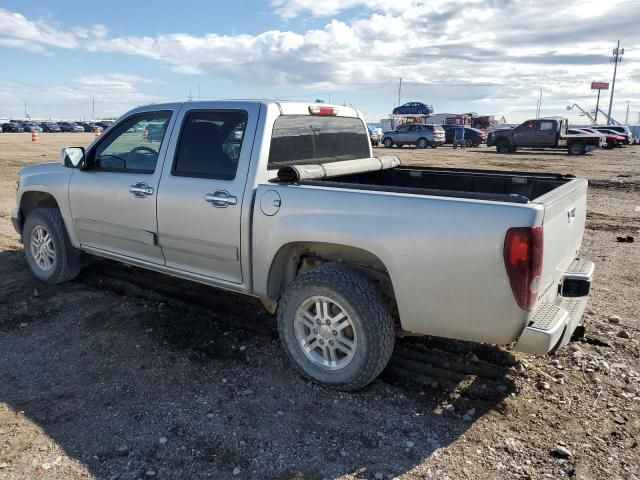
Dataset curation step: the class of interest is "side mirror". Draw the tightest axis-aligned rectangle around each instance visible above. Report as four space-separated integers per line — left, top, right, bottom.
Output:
61 147 86 168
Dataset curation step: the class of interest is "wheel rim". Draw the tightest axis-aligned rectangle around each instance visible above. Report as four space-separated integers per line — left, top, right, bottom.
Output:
294 296 357 371
30 225 56 271
384 139 392 147
418 139 426 148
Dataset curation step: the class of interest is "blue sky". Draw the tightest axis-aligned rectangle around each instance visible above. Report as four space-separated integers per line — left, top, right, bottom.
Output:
1 0 639 124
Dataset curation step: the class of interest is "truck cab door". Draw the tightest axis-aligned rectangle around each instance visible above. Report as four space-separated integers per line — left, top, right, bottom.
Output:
513 121 537 146
156 103 260 284
537 120 557 147
68 109 176 264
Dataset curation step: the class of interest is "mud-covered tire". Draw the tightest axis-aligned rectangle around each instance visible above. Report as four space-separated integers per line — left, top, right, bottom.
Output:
23 207 82 284
382 137 393 148
496 139 511 154
568 141 585 155
277 263 395 391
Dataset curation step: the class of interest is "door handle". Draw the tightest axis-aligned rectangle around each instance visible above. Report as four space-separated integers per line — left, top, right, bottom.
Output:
205 190 237 208
129 182 154 198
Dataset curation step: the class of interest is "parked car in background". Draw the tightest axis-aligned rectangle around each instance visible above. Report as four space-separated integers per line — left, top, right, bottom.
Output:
78 122 104 133
367 125 380 146
597 129 628 147
443 125 487 147
58 122 85 133
571 128 621 149
96 121 114 131
146 121 169 142
392 102 434 115
20 123 43 133
595 126 632 145
487 118 603 155
382 124 445 148
2 122 25 132
39 122 62 133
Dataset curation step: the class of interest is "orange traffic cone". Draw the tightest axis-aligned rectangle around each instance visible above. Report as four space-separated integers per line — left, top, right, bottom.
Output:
31 130 39 142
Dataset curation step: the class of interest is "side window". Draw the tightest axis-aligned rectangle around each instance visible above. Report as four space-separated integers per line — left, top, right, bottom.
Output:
539 121 554 131
173 110 247 180
93 111 171 173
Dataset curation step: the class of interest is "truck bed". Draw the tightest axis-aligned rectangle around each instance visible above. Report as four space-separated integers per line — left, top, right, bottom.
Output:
298 166 574 204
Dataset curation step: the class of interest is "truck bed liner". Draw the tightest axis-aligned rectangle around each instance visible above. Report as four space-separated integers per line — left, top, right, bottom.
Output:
298 166 573 204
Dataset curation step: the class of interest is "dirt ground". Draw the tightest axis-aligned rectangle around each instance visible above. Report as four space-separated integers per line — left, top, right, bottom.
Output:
0 133 638 480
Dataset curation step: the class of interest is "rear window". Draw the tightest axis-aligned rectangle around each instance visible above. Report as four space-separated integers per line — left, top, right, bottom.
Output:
268 115 370 169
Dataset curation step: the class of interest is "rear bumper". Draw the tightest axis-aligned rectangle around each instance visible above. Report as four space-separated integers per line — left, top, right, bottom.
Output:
513 258 594 354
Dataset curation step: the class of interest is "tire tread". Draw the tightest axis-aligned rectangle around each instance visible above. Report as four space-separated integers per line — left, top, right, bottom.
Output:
277 263 394 391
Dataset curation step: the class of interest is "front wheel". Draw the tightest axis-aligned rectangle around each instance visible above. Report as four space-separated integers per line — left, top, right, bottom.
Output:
23 208 82 284
383 137 393 148
417 137 428 149
277 263 395 391
568 141 585 155
496 139 511 154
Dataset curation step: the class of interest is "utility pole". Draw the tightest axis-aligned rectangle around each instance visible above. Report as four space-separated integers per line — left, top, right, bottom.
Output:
24 100 27 119
624 101 630 125
535 88 542 118
188 91 192 102
594 89 601 123
607 40 624 125
92 97 95 119
397 78 402 106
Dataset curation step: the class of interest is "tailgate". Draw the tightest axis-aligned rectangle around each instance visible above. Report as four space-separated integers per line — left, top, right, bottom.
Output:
534 178 588 302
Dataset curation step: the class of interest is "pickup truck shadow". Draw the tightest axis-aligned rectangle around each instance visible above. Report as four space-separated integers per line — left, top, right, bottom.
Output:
0 252 516 480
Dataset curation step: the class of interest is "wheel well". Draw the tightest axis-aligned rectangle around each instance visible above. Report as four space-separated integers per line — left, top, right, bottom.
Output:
20 192 60 222
266 242 397 313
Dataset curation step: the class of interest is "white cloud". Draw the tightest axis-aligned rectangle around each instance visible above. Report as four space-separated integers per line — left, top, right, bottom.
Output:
0 8 80 51
0 3 639 122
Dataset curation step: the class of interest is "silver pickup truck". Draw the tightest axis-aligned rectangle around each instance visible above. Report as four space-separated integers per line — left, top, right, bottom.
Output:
12 101 594 390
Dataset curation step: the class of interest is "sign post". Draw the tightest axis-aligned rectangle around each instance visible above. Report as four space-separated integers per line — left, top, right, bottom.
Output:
591 81 609 124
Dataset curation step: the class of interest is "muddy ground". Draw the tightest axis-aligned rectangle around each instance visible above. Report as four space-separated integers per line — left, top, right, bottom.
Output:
0 133 638 480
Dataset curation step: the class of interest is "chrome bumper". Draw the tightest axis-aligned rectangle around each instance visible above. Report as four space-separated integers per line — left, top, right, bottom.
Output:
514 258 594 354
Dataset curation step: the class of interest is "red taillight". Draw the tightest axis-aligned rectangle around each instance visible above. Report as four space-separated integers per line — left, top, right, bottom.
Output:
503 226 543 310
309 105 336 116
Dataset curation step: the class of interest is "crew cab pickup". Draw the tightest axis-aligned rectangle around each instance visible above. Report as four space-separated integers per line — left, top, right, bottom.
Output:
12 101 594 390
487 117 604 155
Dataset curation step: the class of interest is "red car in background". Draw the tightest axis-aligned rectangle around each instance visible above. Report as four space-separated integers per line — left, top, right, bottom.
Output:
578 128 625 149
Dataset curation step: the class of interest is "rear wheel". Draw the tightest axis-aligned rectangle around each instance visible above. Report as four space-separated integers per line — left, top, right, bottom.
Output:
417 137 428 149
277 263 395 391
383 137 393 148
23 208 82 284
496 139 511 154
568 141 585 155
